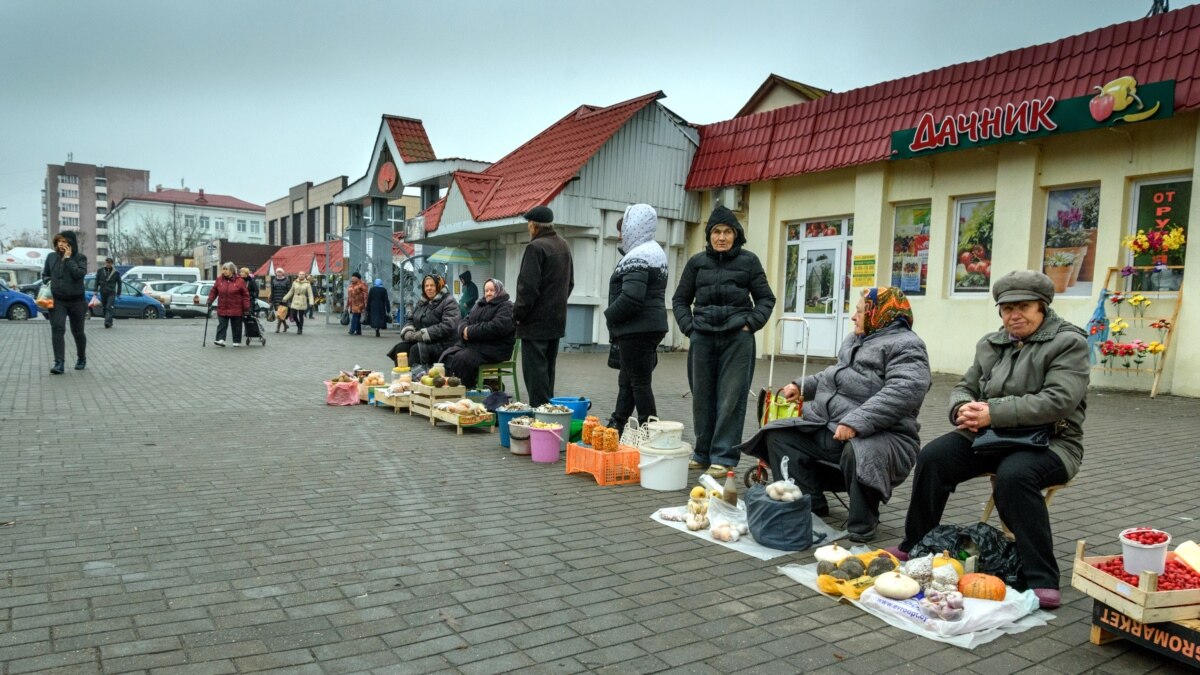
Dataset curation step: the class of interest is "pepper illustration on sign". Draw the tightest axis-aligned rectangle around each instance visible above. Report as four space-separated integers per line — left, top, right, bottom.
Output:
1089 76 1161 123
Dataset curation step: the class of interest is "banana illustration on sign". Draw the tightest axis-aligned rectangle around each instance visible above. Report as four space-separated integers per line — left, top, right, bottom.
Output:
1089 76 1161 123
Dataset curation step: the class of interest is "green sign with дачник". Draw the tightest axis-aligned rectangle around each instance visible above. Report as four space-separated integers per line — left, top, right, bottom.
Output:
890 78 1174 159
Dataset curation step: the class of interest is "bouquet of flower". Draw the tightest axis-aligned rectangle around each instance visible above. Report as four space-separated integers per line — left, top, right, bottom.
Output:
1122 227 1186 259
1127 294 1152 317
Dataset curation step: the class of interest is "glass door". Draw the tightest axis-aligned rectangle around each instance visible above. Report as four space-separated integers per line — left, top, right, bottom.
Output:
781 218 853 358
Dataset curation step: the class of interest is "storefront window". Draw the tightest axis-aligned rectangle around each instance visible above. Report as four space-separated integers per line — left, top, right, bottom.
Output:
952 196 994 294
1126 177 1190 291
891 203 931 296
1041 185 1100 297
805 220 841 238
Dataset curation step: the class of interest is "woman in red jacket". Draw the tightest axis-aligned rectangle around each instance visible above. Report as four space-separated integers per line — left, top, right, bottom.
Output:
207 262 250 347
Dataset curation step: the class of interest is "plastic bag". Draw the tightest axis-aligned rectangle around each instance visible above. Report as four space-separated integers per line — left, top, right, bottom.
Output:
858 586 1039 638
88 294 101 309
760 389 800 426
483 390 511 411
909 522 1026 590
745 483 824 551
324 381 360 406
275 305 288 322
707 496 748 532
36 282 54 310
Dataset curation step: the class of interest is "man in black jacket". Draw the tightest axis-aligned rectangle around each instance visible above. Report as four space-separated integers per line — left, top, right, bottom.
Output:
41 230 89 373
513 206 574 407
96 257 121 329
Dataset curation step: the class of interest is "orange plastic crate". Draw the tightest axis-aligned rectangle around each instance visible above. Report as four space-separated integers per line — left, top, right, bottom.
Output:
566 442 640 486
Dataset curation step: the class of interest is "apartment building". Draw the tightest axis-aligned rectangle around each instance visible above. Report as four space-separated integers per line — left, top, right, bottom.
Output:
43 162 150 264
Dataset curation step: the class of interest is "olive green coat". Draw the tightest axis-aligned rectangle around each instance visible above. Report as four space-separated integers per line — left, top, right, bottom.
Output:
948 310 1089 480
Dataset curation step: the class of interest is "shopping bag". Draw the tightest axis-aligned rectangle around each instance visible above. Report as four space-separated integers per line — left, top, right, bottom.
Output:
275 305 288 322
745 483 823 551
759 389 800 426
88 295 101 309
36 282 54 310
340 310 350 326
324 381 360 406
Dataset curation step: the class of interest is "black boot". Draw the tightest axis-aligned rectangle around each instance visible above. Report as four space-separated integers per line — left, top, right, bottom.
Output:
75 358 86 370
50 361 65 374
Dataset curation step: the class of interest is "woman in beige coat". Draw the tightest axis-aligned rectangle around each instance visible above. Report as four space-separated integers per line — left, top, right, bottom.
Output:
283 272 315 335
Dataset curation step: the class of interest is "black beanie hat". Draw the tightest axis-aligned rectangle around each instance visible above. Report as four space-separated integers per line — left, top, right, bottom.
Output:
707 205 741 230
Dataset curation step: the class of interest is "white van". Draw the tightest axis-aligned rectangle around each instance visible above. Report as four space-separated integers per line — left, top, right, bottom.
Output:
0 263 43 288
123 265 201 283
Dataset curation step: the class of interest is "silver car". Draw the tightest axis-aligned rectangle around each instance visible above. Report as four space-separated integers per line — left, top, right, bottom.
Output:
168 282 271 318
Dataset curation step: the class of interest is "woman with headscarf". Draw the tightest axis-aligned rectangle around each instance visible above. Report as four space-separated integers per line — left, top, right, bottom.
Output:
440 278 514 388
672 206 775 478
737 287 931 543
886 271 1088 609
282 272 314 335
269 268 290 333
387 274 458 367
42 230 88 373
604 204 668 430
206 262 251 347
365 278 390 338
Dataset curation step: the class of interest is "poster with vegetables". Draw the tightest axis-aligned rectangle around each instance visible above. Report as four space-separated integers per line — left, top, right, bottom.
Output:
892 203 931 295
953 197 994 293
784 244 800 312
1042 186 1100 297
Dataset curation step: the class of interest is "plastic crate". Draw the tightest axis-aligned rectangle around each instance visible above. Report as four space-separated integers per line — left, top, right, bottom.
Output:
566 442 640 486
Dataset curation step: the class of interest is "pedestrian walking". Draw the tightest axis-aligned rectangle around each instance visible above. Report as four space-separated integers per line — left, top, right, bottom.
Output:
512 205 574 407
604 204 668 431
387 274 457 367
239 267 258 307
347 272 368 335
457 270 479 318
207 262 250 347
95 257 122 329
366 278 390 338
269 268 290 333
672 205 775 477
42 231 88 374
283 272 314 335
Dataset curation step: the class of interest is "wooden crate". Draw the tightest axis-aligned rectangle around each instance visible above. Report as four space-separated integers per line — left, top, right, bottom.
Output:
1071 540 1200 623
409 384 467 421
1091 601 1200 668
370 387 410 413
430 409 496 435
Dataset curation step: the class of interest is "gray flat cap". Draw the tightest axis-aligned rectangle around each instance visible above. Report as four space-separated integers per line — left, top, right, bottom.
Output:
992 269 1055 305
523 205 554 224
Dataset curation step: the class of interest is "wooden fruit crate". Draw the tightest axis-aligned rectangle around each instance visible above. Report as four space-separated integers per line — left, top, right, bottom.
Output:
370 387 410 413
1091 601 1200 666
430 409 496 435
1071 540 1200 623
409 384 467 420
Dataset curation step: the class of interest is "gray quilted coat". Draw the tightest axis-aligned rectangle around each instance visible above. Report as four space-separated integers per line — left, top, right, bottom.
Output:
737 323 931 500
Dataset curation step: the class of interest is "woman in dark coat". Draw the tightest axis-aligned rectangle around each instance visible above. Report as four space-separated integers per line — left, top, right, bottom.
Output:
737 287 931 543
672 205 775 478
365 278 390 338
440 278 515 388
387 274 458 367
269 268 291 333
604 204 668 430
42 230 88 373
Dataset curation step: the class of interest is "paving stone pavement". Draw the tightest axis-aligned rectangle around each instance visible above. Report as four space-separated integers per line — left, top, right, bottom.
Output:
1 315 1198 674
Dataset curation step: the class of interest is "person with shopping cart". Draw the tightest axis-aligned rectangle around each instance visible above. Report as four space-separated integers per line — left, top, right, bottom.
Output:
736 287 930 543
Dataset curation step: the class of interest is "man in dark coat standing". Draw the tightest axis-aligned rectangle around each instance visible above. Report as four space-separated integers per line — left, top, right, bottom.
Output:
95 257 121 329
513 206 574 407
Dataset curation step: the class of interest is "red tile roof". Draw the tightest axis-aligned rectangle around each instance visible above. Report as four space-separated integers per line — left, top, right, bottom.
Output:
427 91 664 231
254 241 343 277
385 116 436 163
120 189 265 212
392 233 415 258
687 5 1200 191
420 198 446 233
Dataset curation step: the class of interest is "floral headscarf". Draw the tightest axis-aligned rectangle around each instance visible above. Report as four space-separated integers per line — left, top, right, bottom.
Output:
861 287 913 335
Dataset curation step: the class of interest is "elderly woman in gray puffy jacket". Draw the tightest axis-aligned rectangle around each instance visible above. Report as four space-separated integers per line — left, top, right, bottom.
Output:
386 274 459 368
737 287 931 543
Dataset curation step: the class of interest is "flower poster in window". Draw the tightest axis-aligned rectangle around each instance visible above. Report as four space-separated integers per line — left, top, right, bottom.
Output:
1124 179 1190 291
892 203 930 296
952 197 994 294
1042 186 1100 297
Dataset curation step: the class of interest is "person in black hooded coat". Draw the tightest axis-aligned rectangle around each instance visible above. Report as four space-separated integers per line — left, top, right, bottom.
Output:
41 230 89 373
672 205 775 478
365 278 390 337
387 274 459 367
440 278 515 388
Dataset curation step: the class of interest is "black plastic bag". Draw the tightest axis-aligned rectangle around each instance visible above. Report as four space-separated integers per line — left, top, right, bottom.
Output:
483 390 511 412
909 522 1027 590
745 484 826 551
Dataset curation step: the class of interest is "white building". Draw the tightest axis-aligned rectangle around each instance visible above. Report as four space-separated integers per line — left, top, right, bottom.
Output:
108 187 266 264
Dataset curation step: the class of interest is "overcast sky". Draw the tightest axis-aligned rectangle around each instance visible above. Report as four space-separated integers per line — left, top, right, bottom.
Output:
0 0 1193 241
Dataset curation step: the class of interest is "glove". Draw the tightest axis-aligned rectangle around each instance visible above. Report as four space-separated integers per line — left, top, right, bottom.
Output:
400 326 416 341
418 328 431 343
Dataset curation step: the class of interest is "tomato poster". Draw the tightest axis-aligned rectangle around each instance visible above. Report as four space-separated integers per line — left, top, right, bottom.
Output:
892 203 930 295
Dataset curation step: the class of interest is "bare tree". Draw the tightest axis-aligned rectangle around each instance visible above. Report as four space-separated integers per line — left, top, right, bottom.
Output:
0 228 47 249
112 213 206 262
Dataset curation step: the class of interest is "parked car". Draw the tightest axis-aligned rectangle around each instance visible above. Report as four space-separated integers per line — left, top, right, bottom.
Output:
127 280 176 312
0 278 39 320
168 281 270 318
83 275 164 319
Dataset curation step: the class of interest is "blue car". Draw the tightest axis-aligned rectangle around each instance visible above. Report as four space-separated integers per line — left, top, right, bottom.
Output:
0 278 39 320
83 274 164 319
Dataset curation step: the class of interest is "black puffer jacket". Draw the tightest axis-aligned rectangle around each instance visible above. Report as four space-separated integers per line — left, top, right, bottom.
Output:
513 228 574 340
407 287 460 355
42 230 88 301
605 205 668 339
672 207 775 335
457 291 516 363
269 276 290 305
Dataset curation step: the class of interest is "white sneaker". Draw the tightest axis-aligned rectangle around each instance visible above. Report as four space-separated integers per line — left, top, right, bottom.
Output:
214 340 226 347
232 342 240 348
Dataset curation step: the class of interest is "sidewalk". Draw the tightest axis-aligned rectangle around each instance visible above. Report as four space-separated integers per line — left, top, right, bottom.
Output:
0 318 1197 674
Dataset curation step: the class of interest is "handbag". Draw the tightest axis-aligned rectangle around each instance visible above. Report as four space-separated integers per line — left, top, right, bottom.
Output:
971 425 1052 456
340 310 350 326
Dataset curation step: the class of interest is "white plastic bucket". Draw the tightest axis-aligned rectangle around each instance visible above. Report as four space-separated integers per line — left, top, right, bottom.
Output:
637 442 691 491
1120 528 1171 576
643 418 684 449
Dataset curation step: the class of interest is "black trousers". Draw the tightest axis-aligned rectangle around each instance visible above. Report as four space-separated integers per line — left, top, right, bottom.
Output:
100 292 117 327
49 297 87 363
900 431 1069 589
292 310 305 333
765 426 882 537
609 332 665 429
521 338 559 408
215 316 243 343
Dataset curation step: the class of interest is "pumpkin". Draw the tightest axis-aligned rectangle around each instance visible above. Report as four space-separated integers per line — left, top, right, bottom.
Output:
814 543 851 564
932 550 965 577
874 571 921 600
958 573 1007 601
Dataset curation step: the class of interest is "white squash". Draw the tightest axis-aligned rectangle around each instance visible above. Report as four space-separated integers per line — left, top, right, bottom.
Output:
874 571 921 600
814 543 851 565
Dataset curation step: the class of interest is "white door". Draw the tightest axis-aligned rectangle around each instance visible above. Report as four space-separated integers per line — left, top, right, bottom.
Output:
780 218 855 358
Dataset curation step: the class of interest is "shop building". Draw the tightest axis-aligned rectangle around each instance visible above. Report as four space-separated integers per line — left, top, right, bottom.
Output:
416 91 701 348
265 176 356 247
686 5 1200 396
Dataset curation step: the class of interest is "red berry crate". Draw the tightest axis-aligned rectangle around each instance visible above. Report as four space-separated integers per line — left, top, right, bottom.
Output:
1071 540 1200 623
565 442 640 486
